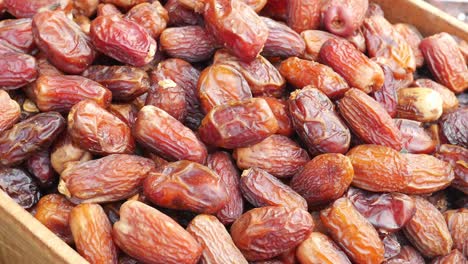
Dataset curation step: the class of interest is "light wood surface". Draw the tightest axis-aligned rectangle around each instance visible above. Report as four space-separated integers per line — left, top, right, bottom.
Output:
0 190 88 264
0 1 467 264
372 0 468 41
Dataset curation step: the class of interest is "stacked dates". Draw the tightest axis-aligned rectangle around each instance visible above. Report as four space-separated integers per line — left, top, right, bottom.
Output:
0 0 467 263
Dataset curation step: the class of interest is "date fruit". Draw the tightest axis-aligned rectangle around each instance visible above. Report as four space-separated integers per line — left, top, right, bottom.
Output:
50 133 92 175
0 18 35 53
321 0 368 37
440 107 467 148
5 0 72 18
397 87 443 122
296 232 351 264
385 245 425 264
0 167 40 209
393 23 424 68
0 89 20 133
35 194 74 244
435 144 468 194
145 77 187 121
261 97 293 137
26 149 56 188
394 119 435 154
286 0 321 33
432 250 467 264
0 52 37 90
125 2 168 39
262 17 305 58
412 78 459 113
300 30 337 61
444 209 468 256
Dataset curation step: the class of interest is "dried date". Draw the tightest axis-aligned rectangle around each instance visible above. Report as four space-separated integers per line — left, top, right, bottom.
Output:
0 167 40 209
296 232 351 264
261 16 305 58
0 18 35 53
125 2 168 39
0 52 37 90
34 194 74 244
0 89 20 133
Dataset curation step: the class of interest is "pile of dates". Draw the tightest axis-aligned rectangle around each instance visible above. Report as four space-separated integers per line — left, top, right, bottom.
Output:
0 0 467 263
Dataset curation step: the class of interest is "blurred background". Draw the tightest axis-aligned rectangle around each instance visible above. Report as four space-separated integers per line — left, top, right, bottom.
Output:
426 0 468 22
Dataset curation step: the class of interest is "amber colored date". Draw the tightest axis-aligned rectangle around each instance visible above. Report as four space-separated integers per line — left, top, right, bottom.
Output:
393 23 424 68
420 33 468 93
300 30 337 61
0 52 37 90
296 232 351 264
134 105 207 163
403 196 453 258
204 0 268 62
29 75 112 113
125 2 168 39
113 201 202 264
0 112 65 166
432 250 467 264
207 152 244 225
187 215 248 264
0 18 35 53
286 0 321 33
240 167 307 210
197 63 252 113
68 100 135 155
338 88 403 150
4 0 72 18
32 10 95 74
90 14 156 67
291 153 353 207
199 98 279 149
35 194 74 244
59 154 155 204
321 197 384 264
279 57 350 99
261 17 305 58
234 135 309 178
143 160 228 214
70 204 118 264
394 119 435 154
0 167 40 209
0 90 20 133
320 38 384 93
231 206 314 261
412 78 459 113
50 133 92 175
82 65 150 102
261 97 293 137
289 87 351 154
260 0 287 21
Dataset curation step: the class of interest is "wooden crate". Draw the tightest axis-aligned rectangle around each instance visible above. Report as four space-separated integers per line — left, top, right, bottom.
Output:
0 1 467 263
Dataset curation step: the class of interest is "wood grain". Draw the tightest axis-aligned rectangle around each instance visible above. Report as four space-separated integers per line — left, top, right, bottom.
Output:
0 190 88 264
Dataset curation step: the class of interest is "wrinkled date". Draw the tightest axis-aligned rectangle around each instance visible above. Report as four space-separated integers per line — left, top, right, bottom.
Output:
435 144 468 194
69 204 118 264
289 87 350 154
32 10 95 74
412 78 459 113
109 104 139 128
262 97 293 137
440 107 468 148
204 0 268 62
145 76 187 121
0 52 37 90
0 112 65 166
90 14 156 67
338 88 403 150
68 100 135 155
26 149 56 188
261 17 305 58
165 0 203 26
296 232 352 264
134 105 207 163
394 119 435 154
0 89 20 133
397 87 443 122
321 0 368 37
432 250 467 264
240 167 308 209
4 0 72 18
28 75 112 113
231 206 314 261
82 65 150 102
291 153 353 207
300 30 337 61
444 209 468 256
0 18 36 53
34 194 74 244
286 0 321 33
113 201 202 264
385 245 425 264
125 2 168 39
199 98 279 149
320 197 385 264
143 160 228 214
393 23 424 68
50 133 92 175
59 154 155 204
0 167 40 209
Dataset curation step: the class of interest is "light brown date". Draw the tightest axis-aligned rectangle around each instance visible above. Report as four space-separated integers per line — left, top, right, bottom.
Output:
296 232 351 264
397 87 443 122
35 194 74 244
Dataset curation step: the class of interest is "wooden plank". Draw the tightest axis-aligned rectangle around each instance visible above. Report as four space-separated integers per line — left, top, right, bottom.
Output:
372 0 468 41
0 190 88 264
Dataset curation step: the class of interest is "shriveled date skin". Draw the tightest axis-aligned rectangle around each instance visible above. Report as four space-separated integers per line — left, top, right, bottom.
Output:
134 105 207 163
97 3 122 16
0 18 35 53
145 77 187 121
50 133 92 175
420 33 468 93
187 215 248 264
432 250 467 264
402 154 454 194
444 209 468 256
113 201 202 264
385 246 425 264
207 152 243 225
197 64 252 114
320 38 384 93
435 144 468 194
240 168 307 210
204 0 268 62
199 98 279 149
394 119 435 154
32 11 95 74
35 194 74 244
347 144 409 192
440 107 468 148
0 52 37 90
291 153 353 207
70 204 118 264
125 2 168 39
68 100 135 155
0 112 65 166
26 149 56 188
165 0 203 27
0 168 40 209
261 97 293 137
412 78 459 113
347 187 415 232
59 154 155 204
403 196 453 258
321 0 368 37
29 75 112 113
289 87 350 154
279 57 350 99
320 198 385 264
393 23 424 68
90 15 156 67
231 206 314 261
143 161 228 214
296 232 351 264
213 50 285 97
4 0 72 18
338 88 403 150
286 0 321 33
397 87 443 122
82 65 149 102
261 17 305 58
234 135 309 178
160 26 217 63
0 90 20 133
300 30 337 61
